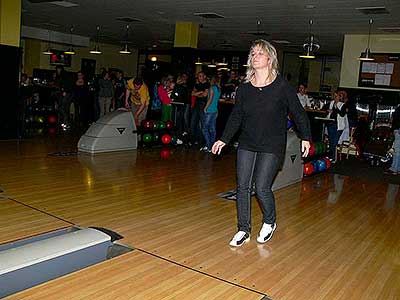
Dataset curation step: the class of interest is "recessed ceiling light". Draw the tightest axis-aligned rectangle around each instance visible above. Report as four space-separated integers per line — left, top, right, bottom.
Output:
158 40 173 44
355 6 389 15
271 40 291 44
115 17 143 23
193 12 225 19
50 1 79 8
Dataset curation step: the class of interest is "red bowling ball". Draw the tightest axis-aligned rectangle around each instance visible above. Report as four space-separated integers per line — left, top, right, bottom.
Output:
165 120 174 129
309 143 316 157
303 162 314 176
161 134 172 144
142 120 154 129
48 115 57 124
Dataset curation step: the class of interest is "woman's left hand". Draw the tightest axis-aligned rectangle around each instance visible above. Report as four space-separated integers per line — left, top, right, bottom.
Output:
301 140 311 157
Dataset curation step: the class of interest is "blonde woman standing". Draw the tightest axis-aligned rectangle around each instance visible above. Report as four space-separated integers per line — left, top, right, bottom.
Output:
212 40 311 247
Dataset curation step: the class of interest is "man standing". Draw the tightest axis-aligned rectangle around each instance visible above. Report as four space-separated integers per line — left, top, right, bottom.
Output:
125 77 150 125
191 71 209 146
114 70 126 109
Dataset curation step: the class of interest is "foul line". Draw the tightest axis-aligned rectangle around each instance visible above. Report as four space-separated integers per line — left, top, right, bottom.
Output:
8 197 75 226
136 247 272 300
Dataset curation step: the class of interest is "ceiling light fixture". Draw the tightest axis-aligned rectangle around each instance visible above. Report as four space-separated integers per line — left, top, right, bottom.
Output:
90 26 102 55
208 60 216 68
43 30 53 55
151 56 157 62
120 24 132 54
64 26 76 55
120 43 132 54
195 57 203 65
299 19 319 59
359 19 375 61
217 57 228 66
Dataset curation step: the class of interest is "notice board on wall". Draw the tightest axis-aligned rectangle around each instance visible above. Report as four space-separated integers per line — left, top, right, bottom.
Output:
358 53 400 89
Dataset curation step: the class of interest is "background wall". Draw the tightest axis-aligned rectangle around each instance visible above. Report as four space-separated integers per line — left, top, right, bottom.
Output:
0 0 21 47
282 53 341 92
22 38 138 77
340 34 400 91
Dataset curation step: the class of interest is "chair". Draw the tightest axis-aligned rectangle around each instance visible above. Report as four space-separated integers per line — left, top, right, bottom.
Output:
336 127 360 160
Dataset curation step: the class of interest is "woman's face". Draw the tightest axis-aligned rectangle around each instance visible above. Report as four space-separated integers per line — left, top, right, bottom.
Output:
333 92 340 102
251 45 269 69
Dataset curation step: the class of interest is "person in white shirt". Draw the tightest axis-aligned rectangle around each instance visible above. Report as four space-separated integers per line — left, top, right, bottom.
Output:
297 84 312 108
325 91 347 160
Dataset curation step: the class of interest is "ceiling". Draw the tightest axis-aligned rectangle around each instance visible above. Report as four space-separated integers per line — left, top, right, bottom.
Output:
21 0 400 55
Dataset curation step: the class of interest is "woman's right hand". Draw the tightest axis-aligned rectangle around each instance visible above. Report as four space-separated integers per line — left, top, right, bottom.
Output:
212 140 226 155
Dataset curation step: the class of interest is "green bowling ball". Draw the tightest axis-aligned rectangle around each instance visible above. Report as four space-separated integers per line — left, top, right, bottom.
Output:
143 133 153 143
158 121 166 129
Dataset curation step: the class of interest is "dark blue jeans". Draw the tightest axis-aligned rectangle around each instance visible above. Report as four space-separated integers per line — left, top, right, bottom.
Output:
202 112 217 149
190 102 205 144
327 123 343 159
236 149 280 233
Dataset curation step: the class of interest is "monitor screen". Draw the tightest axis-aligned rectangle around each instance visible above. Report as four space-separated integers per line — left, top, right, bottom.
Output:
49 49 72 67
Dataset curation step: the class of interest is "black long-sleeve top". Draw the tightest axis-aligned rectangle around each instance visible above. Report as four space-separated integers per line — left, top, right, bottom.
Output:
220 75 311 162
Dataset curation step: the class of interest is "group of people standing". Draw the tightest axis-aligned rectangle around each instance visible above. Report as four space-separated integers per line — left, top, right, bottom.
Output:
152 71 228 150
296 83 358 161
47 67 130 128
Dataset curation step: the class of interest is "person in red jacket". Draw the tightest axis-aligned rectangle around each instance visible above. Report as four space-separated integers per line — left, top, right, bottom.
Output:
158 76 175 121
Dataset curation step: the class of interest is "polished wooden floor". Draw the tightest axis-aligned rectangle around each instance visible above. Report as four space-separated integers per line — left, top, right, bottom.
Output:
1 137 399 300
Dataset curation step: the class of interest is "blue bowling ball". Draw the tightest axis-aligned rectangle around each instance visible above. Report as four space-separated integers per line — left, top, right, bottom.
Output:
316 159 327 172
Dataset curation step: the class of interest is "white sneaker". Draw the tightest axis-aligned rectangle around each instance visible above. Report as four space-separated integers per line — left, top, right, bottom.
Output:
229 231 250 247
199 146 208 152
257 223 276 243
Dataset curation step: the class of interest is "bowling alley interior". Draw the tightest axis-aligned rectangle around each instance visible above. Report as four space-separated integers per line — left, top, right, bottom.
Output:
1 1 400 299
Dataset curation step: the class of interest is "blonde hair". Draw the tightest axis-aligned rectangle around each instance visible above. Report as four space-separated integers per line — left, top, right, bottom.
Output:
245 39 279 83
209 76 221 88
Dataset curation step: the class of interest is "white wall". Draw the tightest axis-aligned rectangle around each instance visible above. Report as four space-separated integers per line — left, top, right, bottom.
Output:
340 34 400 91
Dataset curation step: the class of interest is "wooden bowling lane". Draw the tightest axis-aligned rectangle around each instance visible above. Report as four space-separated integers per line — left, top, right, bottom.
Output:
0 199 69 245
10 250 267 300
1 141 400 299
0 137 79 161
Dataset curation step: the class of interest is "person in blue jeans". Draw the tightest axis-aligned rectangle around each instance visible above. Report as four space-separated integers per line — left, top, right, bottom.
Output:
385 105 400 175
201 76 221 152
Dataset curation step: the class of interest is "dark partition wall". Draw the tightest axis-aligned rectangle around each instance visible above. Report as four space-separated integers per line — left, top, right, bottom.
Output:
0 44 21 139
